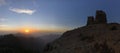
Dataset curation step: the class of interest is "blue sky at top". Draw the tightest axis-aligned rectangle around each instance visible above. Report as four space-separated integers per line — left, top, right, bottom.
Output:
0 0 120 32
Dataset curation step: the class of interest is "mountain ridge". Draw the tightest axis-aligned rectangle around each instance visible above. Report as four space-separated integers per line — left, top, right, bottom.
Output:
44 10 120 53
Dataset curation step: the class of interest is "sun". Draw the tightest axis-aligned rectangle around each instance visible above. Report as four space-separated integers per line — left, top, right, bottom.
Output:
24 29 30 33
19 27 37 34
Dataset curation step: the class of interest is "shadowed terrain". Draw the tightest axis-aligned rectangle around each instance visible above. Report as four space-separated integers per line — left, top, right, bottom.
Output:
0 33 61 53
0 34 43 53
44 10 120 53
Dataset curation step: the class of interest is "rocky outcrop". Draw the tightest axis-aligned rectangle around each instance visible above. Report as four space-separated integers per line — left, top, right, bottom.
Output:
87 10 107 25
44 10 120 53
87 16 94 25
95 10 107 24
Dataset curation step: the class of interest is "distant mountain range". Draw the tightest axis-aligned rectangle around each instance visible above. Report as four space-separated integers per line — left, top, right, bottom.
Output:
0 34 43 53
0 33 61 53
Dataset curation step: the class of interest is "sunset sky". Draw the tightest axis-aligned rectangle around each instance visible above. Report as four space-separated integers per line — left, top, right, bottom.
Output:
0 0 120 33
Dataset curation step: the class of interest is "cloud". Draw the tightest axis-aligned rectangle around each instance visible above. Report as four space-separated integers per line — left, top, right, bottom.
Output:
9 8 36 15
0 0 6 6
0 18 6 21
0 24 8 28
0 24 7 27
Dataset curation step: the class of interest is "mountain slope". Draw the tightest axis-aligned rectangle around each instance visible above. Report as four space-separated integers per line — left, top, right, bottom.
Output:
44 23 120 53
44 10 120 53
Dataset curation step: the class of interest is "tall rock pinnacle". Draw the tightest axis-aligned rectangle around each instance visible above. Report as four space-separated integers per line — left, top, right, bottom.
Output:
95 10 107 24
87 10 107 25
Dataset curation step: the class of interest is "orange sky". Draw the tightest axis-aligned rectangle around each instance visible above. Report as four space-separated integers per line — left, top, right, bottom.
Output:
0 26 68 34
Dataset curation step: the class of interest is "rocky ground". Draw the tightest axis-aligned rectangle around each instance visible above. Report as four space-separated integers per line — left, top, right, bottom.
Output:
44 23 120 53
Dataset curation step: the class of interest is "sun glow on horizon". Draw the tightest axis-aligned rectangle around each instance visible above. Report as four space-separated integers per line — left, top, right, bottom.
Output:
19 27 34 34
25 29 30 33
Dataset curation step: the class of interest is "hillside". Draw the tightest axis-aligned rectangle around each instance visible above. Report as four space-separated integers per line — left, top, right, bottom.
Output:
44 10 120 53
0 34 45 53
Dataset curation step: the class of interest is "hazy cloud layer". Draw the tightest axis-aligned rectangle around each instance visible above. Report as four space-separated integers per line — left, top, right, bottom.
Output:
0 18 7 29
9 8 36 15
0 0 6 6
0 24 7 27
0 18 6 22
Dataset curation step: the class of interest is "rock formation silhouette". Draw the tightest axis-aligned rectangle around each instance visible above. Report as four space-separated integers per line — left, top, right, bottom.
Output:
87 16 94 25
95 10 107 24
44 10 120 53
87 10 107 25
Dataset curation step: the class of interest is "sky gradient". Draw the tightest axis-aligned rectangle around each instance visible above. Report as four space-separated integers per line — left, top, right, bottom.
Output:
0 0 120 33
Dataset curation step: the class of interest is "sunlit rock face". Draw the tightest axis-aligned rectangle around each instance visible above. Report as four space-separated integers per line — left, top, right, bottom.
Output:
44 10 120 53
